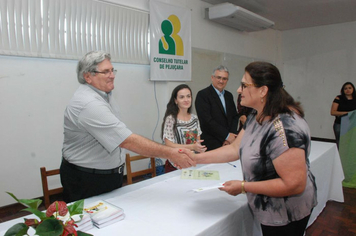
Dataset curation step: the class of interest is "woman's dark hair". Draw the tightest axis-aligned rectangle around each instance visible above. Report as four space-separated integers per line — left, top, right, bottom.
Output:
340 82 356 100
161 84 193 139
245 61 304 124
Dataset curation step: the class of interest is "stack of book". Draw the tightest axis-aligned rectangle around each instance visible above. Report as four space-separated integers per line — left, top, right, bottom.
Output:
84 200 125 228
72 212 94 232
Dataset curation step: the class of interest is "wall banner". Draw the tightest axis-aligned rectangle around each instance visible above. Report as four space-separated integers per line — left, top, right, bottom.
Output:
149 0 191 81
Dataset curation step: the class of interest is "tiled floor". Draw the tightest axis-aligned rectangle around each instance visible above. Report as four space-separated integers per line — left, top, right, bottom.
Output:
305 187 356 236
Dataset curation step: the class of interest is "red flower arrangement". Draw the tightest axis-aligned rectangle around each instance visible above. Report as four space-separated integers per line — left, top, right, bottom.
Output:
5 192 92 236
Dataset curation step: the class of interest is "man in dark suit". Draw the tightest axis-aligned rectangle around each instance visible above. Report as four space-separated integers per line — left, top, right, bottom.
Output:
195 65 239 151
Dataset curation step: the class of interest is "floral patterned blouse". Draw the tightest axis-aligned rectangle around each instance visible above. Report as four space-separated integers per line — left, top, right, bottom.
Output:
163 114 202 145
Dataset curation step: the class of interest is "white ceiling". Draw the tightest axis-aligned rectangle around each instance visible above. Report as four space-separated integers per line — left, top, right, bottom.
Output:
201 0 356 31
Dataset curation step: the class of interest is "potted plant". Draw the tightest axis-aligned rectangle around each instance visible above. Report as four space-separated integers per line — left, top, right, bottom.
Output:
4 192 92 236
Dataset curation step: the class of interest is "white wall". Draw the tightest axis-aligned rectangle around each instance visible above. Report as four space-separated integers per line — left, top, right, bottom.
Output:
281 21 356 139
0 0 280 207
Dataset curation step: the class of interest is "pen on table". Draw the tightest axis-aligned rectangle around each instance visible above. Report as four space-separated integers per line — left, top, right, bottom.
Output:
227 162 237 168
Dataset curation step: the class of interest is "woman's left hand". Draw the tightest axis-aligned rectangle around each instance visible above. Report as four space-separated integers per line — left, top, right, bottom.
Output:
219 180 243 196
193 140 207 153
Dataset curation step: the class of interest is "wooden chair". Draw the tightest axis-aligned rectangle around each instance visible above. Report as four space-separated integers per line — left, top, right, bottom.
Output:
125 154 156 185
40 167 63 208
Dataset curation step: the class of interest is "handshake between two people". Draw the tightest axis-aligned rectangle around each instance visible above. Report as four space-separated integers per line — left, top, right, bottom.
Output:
168 140 207 169
171 134 238 169
171 147 200 169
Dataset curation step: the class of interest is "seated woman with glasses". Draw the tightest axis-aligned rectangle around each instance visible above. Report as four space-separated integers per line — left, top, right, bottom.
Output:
182 62 317 236
161 84 207 173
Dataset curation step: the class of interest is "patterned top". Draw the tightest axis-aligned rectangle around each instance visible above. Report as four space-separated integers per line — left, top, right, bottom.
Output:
240 112 317 226
163 114 202 145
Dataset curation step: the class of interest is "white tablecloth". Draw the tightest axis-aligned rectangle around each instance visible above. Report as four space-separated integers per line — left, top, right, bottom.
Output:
0 141 344 236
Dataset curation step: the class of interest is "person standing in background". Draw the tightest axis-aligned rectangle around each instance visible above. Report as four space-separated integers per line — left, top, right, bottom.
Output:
195 65 239 151
330 82 356 148
161 84 206 173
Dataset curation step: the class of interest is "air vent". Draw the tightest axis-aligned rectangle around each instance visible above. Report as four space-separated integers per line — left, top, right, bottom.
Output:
206 3 274 32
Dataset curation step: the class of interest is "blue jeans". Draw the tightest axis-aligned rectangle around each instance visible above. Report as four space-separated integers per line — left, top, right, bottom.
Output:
333 122 340 148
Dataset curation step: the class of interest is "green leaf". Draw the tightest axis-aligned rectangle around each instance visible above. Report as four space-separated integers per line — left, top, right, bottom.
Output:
18 198 42 209
6 192 42 209
6 192 20 203
22 208 47 220
77 231 94 236
35 219 63 236
4 223 29 236
68 199 84 216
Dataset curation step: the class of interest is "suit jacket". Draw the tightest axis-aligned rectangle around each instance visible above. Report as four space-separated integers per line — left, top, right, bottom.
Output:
195 85 239 150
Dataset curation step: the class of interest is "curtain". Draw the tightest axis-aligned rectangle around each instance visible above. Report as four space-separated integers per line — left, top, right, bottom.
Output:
340 110 356 188
0 0 149 64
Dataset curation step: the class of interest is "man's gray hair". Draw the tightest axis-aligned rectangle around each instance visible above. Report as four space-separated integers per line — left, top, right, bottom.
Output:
212 65 229 76
77 51 111 84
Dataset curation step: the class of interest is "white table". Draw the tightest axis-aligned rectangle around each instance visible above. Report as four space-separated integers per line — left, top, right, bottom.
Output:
0 141 344 236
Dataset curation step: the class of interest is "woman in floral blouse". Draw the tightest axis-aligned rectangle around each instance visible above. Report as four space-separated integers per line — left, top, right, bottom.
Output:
161 84 207 173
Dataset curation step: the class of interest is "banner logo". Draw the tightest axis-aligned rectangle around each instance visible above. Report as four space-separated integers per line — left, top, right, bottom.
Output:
150 0 191 81
159 15 184 56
